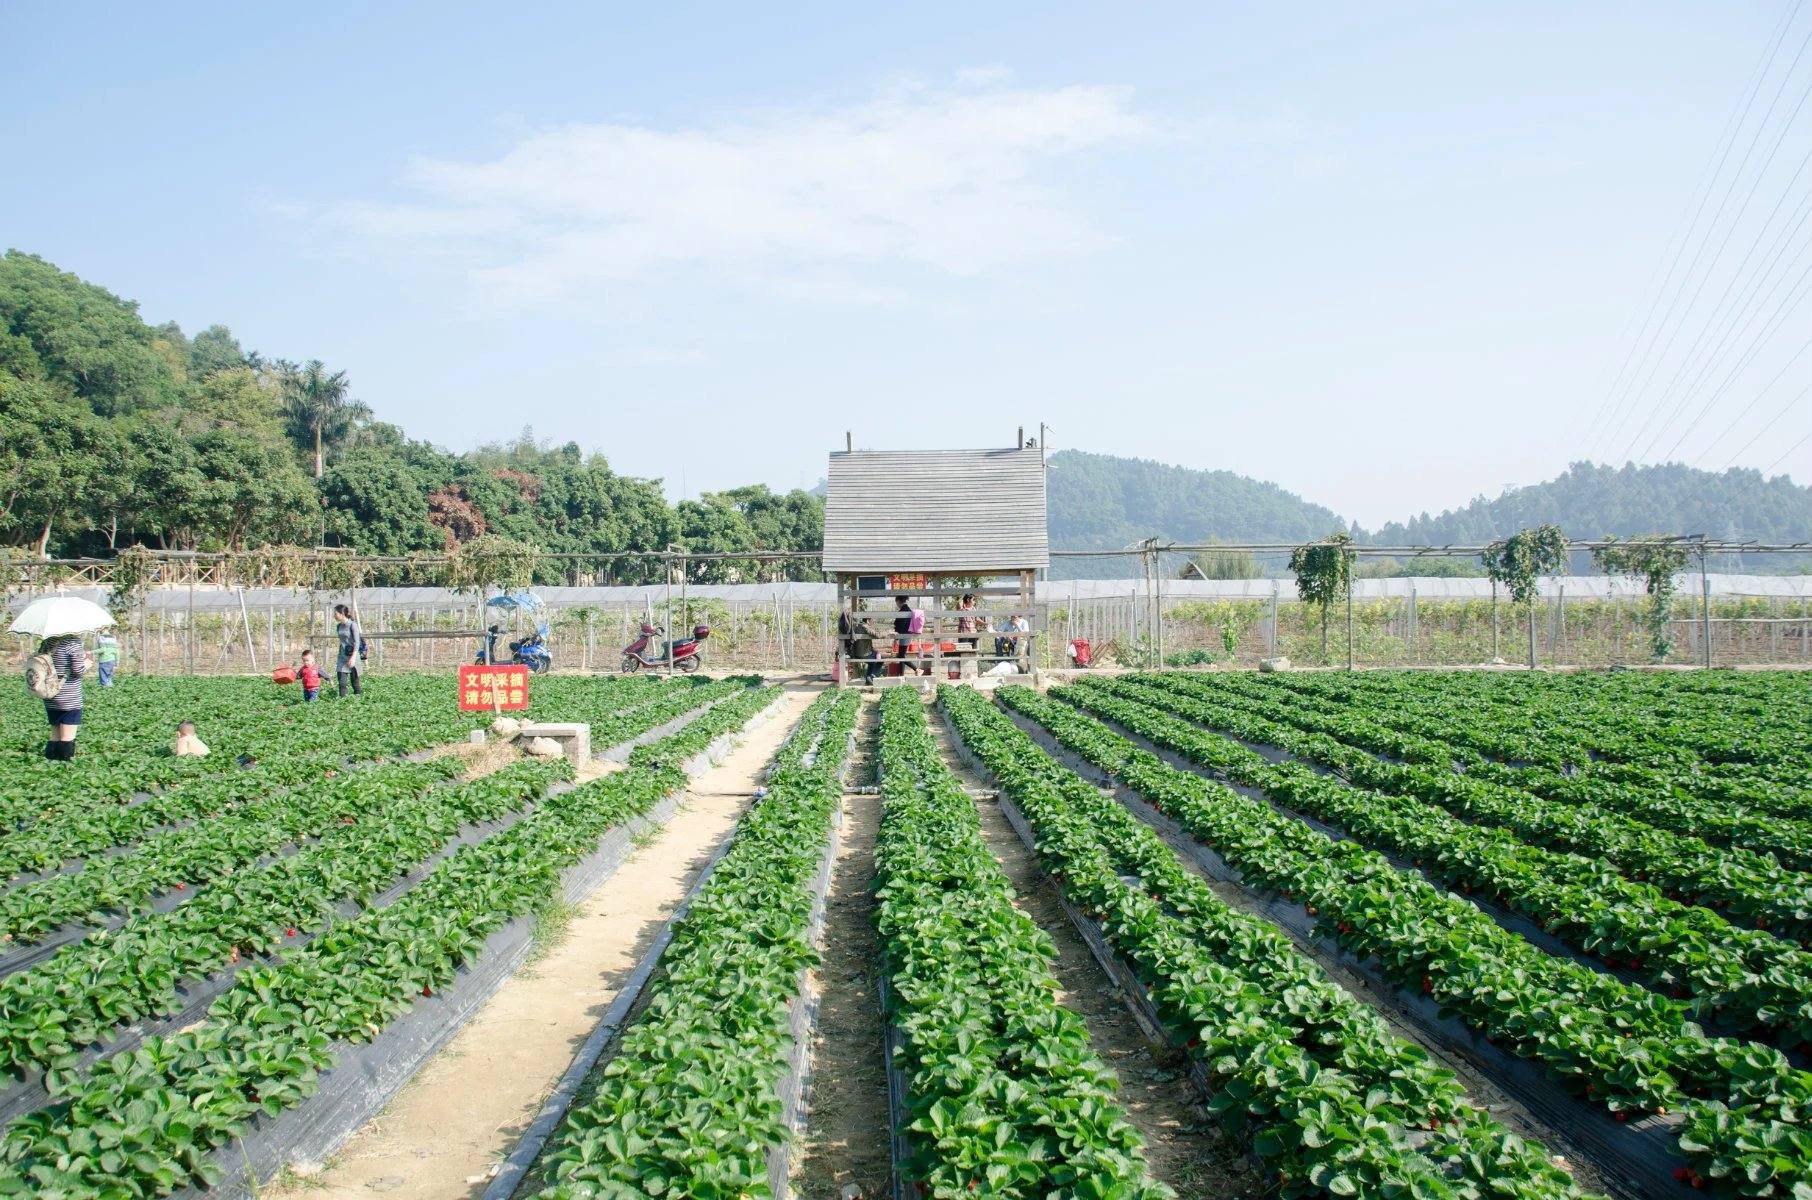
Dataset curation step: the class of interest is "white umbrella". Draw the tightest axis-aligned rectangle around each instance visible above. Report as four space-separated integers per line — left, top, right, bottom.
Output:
9 596 116 639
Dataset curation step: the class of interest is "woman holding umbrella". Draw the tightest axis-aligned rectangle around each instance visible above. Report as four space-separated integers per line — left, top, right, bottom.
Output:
13 596 112 762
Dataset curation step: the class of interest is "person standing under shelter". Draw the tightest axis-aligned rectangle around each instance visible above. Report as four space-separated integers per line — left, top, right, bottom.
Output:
94 631 119 687
333 604 363 697
893 596 931 677
956 593 980 653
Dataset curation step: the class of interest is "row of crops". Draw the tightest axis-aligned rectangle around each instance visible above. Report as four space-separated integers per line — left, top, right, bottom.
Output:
7 665 1811 1198
0 671 777 1196
967 669 1812 1198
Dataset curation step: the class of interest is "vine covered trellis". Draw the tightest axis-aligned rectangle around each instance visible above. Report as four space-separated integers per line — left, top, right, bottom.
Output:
1593 535 1691 661
1289 531 1354 664
1483 525 1568 668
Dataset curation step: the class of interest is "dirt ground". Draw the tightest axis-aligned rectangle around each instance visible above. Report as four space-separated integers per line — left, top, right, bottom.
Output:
267 689 815 1200
793 700 892 1200
928 706 1265 1200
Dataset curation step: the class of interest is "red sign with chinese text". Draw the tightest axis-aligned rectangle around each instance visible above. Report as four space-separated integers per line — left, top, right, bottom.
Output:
459 664 529 711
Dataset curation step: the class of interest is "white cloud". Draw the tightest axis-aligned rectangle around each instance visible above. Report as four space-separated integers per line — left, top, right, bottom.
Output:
321 76 1147 307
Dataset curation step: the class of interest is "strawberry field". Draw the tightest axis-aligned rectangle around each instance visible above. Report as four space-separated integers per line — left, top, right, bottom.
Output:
2 668 1809 1198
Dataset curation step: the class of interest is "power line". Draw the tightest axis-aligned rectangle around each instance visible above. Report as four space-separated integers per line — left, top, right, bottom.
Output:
1760 422 1812 474
1584 0 1803 457
1681 183 1812 460
1650 253 1812 461
1628 47 1812 460
1655 242 1812 463
1628 136 1812 460
1611 12 1812 462
1699 324 1812 462
1721 367 1812 466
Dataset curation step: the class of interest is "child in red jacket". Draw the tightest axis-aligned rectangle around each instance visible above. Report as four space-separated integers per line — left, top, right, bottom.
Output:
298 649 323 702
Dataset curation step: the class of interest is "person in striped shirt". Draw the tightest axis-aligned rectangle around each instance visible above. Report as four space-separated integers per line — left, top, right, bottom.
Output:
38 634 88 761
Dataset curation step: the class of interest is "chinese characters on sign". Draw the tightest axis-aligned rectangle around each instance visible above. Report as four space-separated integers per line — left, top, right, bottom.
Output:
887 573 928 592
458 664 530 712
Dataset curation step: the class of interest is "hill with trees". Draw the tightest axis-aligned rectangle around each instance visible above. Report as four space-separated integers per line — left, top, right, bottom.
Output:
1047 449 1349 548
9 251 1810 582
1370 461 1812 545
0 251 819 580
1045 450 1812 571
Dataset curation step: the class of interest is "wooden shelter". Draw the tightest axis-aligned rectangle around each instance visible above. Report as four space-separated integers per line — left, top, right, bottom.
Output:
822 444 1049 684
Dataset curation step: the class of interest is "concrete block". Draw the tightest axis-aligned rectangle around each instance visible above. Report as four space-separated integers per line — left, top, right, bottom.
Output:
519 722 591 765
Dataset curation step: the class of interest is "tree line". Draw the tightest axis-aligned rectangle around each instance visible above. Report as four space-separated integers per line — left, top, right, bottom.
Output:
0 252 822 581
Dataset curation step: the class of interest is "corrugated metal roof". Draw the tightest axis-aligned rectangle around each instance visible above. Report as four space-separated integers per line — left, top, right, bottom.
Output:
822 448 1049 573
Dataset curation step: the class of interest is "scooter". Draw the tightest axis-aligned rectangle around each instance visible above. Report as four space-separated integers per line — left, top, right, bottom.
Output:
622 623 710 673
478 622 553 673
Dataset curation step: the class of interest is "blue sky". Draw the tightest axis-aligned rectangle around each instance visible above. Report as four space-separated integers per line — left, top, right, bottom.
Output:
5 1 1807 528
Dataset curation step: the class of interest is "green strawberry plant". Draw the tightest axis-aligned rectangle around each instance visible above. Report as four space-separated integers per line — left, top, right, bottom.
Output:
875 689 1171 1200
939 685 1598 1200
533 688 859 1198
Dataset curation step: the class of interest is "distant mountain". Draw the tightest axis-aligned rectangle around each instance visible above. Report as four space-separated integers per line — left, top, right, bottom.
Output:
1372 461 1812 546
1047 449 1349 548
1045 451 1812 574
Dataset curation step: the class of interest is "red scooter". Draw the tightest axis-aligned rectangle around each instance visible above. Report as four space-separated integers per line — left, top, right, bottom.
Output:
622 622 710 673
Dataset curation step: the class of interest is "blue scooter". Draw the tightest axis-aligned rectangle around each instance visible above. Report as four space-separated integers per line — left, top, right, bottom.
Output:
476 591 552 673
478 622 552 673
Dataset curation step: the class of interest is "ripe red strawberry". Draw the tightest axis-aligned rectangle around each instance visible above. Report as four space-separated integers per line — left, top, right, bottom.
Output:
286 928 298 938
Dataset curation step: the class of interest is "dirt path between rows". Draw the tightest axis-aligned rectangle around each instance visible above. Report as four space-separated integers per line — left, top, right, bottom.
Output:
926 705 1262 1199
793 698 891 1200
269 689 816 1200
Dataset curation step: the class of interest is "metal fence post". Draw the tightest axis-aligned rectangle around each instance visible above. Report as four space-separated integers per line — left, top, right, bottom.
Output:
1490 578 1500 661
1267 584 1279 657
1345 573 1355 671
1527 592 1538 671
1700 544 1713 669
186 571 196 675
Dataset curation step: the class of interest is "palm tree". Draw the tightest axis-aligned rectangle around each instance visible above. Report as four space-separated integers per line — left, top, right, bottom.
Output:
280 360 365 477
